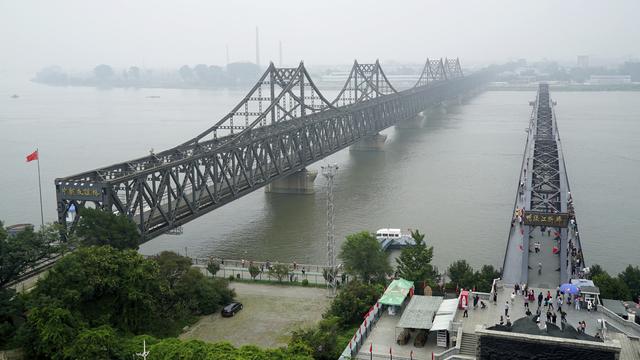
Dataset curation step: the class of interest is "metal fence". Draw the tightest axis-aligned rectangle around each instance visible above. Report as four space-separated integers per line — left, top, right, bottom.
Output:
195 263 343 286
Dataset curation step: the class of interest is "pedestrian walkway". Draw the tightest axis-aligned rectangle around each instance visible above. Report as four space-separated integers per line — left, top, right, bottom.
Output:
527 227 560 289
458 283 640 340
190 258 348 286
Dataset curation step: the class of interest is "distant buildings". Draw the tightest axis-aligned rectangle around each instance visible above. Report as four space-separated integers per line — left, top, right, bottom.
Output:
587 75 632 85
577 55 590 69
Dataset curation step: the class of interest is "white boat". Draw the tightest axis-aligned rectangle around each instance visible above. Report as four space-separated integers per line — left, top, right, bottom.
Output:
376 228 415 250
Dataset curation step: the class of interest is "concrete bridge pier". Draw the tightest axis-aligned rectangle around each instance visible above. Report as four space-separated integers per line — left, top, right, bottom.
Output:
396 112 426 129
349 132 388 151
264 168 318 194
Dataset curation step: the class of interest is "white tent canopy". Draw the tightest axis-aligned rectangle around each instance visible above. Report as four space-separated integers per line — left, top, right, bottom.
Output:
431 299 459 331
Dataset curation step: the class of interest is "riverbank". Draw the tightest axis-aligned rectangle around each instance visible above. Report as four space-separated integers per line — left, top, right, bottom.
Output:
487 84 640 91
179 282 332 348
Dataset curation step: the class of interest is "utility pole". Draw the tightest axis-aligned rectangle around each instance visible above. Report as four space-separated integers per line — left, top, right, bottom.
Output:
135 339 149 360
322 164 338 295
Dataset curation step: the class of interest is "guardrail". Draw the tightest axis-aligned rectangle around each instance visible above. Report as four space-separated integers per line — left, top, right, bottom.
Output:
433 324 463 360
599 305 640 339
339 302 384 359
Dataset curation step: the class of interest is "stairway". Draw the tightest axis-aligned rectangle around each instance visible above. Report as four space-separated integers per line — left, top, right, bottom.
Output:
459 332 478 357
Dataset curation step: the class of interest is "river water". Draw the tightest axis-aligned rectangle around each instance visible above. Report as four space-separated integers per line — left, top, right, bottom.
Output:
1 77 638 274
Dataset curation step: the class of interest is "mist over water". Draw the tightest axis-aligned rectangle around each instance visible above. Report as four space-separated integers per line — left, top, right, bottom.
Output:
1 78 638 273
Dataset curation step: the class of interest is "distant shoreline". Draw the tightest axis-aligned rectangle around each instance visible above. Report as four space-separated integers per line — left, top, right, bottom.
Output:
486 84 640 92
30 79 347 92
31 79 640 93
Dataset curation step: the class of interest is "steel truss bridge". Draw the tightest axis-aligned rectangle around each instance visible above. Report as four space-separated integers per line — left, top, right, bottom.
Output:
502 83 585 286
56 58 497 242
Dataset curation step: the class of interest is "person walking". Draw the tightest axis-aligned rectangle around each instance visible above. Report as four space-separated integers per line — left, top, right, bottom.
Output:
575 296 581 311
504 300 510 317
538 292 543 307
463 303 469 318
473 294 479 309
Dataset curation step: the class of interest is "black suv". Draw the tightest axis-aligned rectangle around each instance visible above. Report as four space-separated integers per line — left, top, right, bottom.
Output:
221 302 243 317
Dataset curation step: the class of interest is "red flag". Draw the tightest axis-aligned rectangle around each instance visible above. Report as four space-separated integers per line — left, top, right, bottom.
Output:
369 343 372 353
26 150 38 162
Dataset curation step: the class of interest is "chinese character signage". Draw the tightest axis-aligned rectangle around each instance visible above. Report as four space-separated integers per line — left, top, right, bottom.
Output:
60 185 103 201
523 211 569 228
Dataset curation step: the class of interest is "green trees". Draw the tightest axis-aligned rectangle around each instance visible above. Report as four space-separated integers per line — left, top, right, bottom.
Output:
207 259 221 276
249 264 261 280
0 222 65 287
146 339 312 360
475 265 501 292
0 222 68 349
269 263 290 282
75 208 140 249
64 325 122 360
76 208 140 249
289 280 382 360
340 231 390 283
17 246 234 358
325 281 383 327
619 265 640 302
395 230 437 287
290 317 341 360
446 260 500 292
447 260 475 289
590 263 639 301
30 246 162 334
593 272 631 301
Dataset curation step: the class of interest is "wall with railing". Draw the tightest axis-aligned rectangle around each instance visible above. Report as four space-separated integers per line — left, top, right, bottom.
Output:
339 302 384 359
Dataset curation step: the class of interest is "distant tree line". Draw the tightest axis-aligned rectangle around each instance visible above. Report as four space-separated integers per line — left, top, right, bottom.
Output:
33 62 262 88
498 60 640 83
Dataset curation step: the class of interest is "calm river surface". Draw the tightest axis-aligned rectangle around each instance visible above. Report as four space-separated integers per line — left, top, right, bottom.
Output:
1 76 638 274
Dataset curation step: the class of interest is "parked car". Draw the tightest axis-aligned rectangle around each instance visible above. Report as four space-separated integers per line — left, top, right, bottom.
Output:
221 302 243 317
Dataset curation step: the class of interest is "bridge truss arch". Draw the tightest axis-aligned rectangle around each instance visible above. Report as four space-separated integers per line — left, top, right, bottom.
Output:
55 57 496 242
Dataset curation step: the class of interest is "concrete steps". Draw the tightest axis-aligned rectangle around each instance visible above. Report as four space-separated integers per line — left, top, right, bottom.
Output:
459 332 478 357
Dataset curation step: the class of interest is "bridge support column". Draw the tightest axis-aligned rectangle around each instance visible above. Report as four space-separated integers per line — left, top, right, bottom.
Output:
265 168 318 194
396 112 426 129
349 132 387 151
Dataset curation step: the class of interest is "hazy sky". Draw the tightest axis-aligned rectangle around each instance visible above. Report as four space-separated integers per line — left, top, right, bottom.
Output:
2 0 639 72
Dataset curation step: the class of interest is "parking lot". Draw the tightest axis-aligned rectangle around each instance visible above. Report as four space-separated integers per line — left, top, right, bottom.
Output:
180 282 332 348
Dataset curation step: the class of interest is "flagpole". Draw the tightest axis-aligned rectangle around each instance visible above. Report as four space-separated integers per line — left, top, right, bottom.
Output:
36 148 44 228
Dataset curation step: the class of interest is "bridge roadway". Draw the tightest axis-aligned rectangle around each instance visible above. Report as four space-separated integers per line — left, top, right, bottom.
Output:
55 59 501 242
502 83 585 288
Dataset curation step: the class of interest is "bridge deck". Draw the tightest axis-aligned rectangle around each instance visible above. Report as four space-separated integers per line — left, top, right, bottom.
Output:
502 84 584 288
